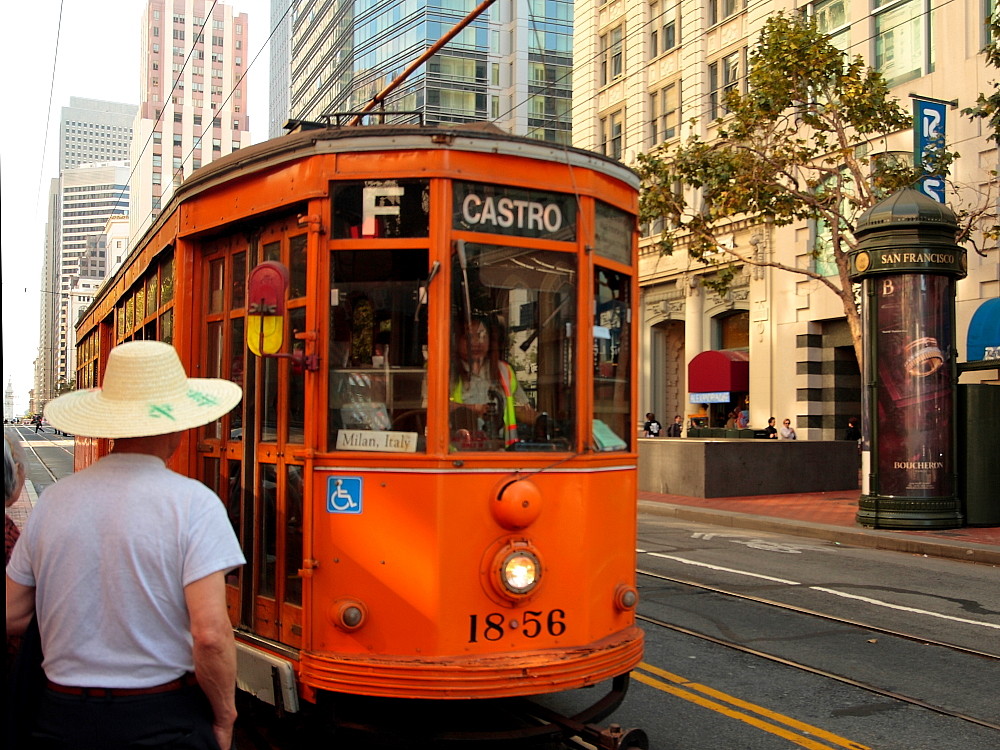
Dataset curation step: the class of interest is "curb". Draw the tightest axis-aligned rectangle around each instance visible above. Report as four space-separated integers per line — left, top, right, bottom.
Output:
639 500 1000 566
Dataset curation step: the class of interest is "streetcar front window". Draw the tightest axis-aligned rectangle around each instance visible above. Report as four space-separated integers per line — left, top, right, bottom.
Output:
328 249 429 452
450 244 576 452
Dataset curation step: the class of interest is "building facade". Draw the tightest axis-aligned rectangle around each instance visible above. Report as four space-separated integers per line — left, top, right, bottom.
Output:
52 164 131 390
573 0 998 439
130 0 252 240
34 99 136 409
269 0 294 137
288 0 573 142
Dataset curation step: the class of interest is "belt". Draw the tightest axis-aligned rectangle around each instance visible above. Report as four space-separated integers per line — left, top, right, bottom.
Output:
46 673 199 698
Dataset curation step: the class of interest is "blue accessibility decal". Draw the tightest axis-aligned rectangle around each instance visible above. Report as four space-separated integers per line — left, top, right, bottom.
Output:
327 476 363 514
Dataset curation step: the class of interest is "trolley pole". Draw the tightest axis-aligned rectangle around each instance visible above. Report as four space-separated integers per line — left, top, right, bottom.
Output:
849 188 966 529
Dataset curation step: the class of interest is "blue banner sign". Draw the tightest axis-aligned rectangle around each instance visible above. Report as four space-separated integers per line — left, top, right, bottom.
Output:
913 97 949 203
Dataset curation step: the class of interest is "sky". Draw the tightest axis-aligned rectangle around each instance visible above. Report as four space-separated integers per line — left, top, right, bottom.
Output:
1 0 270 416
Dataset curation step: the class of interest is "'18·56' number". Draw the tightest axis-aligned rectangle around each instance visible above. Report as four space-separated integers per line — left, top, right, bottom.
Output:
468 610 566 643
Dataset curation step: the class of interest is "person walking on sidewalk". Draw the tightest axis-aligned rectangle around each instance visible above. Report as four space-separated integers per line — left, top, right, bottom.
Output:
665 415 683 438
6 341 245 750
643 413 662 437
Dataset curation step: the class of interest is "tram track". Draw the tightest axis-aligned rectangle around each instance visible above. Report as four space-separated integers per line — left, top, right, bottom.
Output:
8 426 73 484
635 568 1000 733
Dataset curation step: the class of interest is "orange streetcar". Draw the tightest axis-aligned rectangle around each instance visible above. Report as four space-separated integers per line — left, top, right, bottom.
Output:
74 122 645 747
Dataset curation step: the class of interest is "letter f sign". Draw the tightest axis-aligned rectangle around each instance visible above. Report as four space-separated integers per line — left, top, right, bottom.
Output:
362 185 404 237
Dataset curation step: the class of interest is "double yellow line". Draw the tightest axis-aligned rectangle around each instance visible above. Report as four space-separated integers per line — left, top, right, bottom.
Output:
632 662 870 750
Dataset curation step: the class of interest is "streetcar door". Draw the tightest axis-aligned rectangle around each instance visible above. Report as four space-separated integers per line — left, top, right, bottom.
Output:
246 221 309 647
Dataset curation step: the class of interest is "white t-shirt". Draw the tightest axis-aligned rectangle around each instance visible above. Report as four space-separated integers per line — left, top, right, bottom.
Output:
7 453 245 688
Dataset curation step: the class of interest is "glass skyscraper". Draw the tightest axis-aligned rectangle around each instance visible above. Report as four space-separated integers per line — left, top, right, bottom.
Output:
288 0 572 143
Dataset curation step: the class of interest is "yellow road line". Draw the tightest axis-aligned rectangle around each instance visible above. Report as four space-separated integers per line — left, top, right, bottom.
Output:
634 662 870 750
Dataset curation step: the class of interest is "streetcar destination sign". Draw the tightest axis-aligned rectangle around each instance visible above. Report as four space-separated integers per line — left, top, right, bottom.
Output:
453 181 577 241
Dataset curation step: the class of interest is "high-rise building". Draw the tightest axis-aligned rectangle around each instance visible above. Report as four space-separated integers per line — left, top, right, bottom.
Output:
59 97 137 170
287 0 573 143
130 0 252 240
35 100 136 409
52 163 131 389
573 0 998 438
268 0 293 138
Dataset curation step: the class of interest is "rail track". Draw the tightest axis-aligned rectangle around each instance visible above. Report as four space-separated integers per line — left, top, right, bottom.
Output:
636 568 1000 733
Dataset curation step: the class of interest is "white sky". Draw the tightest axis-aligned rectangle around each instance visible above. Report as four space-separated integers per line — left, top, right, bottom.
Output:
1 0 270 416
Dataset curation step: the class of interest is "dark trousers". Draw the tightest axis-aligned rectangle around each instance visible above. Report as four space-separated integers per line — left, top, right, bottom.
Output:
27 685 220 750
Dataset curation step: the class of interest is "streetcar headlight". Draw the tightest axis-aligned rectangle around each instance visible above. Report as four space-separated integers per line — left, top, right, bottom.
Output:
501 550 540 594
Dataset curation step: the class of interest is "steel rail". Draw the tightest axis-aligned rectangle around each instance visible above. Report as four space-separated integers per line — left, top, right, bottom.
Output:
637 568 999 661
636 570 1000 732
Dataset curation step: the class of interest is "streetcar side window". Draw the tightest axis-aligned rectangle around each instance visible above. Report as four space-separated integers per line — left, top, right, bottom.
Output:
449 244 576 452
592 266 631 451
328 249 429 452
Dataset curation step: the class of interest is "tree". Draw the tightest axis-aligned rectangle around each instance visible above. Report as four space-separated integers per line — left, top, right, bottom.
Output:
964 12 1000 145
636 13 986 367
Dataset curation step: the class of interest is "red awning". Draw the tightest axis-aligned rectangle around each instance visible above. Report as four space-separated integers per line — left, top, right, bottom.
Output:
688 349 749 393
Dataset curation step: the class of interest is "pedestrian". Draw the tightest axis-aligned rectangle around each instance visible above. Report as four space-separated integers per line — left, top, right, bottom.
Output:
6 340 245 750
643 412 662 437
764 416 778 439
5 434 29 670
779 418 797 440
32 414 42 434
665 415 683 438
845 417 862 442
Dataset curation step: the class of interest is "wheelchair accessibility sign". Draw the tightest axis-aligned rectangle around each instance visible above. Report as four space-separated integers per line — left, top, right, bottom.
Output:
327 476 363 514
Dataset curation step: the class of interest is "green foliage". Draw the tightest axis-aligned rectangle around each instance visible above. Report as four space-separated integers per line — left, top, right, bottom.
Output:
963 13 1000 145
637 13 953 287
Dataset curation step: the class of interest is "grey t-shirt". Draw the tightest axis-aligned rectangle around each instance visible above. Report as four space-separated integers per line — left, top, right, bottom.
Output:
7 452 245 688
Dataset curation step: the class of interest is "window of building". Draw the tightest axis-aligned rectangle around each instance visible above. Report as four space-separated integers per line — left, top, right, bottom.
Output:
650 81 680 144
600 25 624 86
650 2 679 57
874 0 933 87
601 110 624 160
809 0 850 50
708 49 745 120
709 0 747 26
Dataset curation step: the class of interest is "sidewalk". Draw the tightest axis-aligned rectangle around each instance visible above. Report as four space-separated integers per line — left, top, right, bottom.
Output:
639 489 1000 566
7 479 39 531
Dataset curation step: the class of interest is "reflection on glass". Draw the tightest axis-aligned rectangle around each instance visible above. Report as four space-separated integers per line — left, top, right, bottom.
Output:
232 251 246 309
289 235 307 298
287 307 306 443
328 249 429 450
593 266 631 451
203 321 224 440
160 254 175 303
450 244 576 452
284 464 303 606
225 459 242 587
209 258 225 313
261 357 279 443
258 464 276 598
229 317 244 441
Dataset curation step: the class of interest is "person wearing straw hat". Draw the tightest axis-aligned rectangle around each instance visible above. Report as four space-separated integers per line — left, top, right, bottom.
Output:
6 341 245 750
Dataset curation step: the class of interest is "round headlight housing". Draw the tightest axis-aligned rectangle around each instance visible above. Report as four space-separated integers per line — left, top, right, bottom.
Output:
501 550 540 594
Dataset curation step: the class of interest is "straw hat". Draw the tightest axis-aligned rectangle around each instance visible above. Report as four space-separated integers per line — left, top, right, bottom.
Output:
44 341 243 439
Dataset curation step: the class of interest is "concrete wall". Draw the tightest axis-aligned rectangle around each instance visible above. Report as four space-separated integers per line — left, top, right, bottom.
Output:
638 438 859 498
